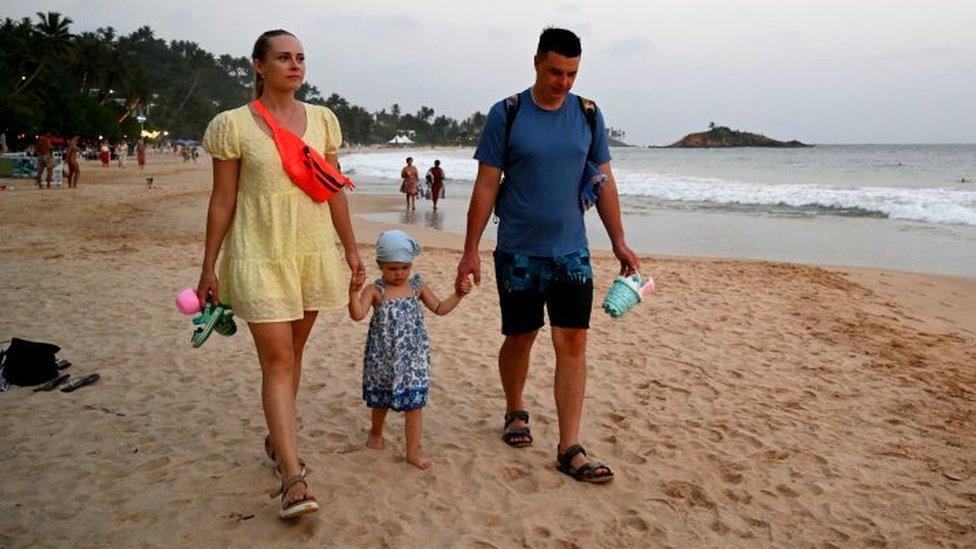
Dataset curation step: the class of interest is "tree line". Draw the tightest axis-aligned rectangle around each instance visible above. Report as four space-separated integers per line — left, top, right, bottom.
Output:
0 12 489 148
1 12 627 149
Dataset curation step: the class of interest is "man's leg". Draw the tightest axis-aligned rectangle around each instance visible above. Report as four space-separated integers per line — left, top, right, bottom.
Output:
547 252 611 477
494 250 545 445
551 327 587 456
499 330 539 416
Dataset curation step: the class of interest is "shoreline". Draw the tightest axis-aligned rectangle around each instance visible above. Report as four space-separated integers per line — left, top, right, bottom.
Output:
341 143 976 279
351 182 976 281
4 156 974 290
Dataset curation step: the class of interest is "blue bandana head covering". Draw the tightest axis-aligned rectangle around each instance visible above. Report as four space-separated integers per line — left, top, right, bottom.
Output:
376 230 422 263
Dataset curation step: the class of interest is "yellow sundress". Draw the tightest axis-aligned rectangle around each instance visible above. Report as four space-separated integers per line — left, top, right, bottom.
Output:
201 102 347 323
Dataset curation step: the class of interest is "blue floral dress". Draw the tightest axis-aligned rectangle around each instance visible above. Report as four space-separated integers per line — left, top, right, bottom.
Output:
362 275 431 411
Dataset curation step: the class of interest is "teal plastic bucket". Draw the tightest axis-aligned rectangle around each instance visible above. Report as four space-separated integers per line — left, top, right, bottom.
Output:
602 274 643 318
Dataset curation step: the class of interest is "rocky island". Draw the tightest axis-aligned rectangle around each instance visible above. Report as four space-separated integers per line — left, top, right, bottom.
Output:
669 124 811 148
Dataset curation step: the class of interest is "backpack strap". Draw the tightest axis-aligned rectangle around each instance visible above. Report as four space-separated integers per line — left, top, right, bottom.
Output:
494 92 522 224
577 96 598 161
501 93 521 171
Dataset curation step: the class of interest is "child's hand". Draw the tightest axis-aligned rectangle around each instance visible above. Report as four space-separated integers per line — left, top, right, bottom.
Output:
456 275 473 296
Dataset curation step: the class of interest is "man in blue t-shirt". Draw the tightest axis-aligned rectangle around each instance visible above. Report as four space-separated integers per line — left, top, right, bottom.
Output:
456 27 640 484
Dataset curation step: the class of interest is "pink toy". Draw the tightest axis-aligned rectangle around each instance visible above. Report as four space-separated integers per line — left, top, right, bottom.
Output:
640 277 656 297
175 287 202 315
602 273 656 318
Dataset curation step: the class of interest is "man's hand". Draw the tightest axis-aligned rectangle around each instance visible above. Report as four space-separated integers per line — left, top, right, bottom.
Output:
456 275 473 296
456 251 481 294
613 242 641 276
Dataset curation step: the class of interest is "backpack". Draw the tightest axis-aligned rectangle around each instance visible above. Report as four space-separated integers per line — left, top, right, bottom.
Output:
494 92 600 221
2 338 60 386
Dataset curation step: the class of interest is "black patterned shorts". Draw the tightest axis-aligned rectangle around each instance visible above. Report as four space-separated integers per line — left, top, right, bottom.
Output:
493 248 594 335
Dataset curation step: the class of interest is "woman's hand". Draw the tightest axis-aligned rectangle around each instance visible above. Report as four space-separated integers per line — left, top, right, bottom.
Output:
197 269 219 305
346 248 365 285
349 265 366 293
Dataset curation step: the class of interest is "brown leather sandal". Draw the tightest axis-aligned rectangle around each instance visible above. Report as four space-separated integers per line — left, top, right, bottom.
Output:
556 444 614 484
502 410 533 448
271 472 319 519
264 435 307 476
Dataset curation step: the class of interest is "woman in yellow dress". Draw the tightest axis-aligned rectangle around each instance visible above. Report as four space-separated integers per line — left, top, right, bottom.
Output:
197 29 364 520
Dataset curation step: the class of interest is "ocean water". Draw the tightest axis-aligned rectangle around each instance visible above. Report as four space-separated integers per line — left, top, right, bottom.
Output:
343 145 976 277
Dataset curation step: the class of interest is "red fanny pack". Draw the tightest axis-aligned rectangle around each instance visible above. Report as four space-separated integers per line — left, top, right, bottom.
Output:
250 100 354 202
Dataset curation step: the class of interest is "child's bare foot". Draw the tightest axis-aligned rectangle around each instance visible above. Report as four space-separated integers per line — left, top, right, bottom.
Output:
407 454 432 470
366 432 386 449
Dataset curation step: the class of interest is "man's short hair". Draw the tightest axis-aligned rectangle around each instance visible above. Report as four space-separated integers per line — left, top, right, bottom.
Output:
537 27 581 58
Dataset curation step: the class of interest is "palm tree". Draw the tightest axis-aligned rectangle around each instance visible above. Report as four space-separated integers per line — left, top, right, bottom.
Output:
417 105 435 124
116 63 150 124
168 41 214 120
14 11 73 94
2 18 35 87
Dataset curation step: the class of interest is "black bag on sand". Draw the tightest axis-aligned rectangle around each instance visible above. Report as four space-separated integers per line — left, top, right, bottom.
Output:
3 338 60 386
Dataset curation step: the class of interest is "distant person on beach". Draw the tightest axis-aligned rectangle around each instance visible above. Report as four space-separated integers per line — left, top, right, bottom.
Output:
66 136 80 188
426 159 445 211
197 28 362 520
136 138 147 169
348 230 472 470
456 27 639 484
35 135 54 188
400 156 419 210
0 132 7 154
99 139 110 167
115 140 127 169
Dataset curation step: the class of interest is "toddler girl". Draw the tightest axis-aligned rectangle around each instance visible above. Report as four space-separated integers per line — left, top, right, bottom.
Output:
348 230 471 469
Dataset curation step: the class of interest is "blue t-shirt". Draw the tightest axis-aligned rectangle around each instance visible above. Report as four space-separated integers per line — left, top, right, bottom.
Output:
474 89 611 257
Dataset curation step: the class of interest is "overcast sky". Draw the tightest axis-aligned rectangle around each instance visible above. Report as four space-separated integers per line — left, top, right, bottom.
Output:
6 0 976 144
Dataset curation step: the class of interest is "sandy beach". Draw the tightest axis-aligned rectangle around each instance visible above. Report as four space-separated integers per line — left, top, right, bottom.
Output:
1 154 974 547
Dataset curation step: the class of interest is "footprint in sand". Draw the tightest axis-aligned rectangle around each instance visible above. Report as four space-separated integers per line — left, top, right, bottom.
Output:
662 480 716 509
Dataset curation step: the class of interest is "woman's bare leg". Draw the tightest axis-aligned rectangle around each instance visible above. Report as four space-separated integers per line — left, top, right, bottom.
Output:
249 321 313 504
289 311 318 398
